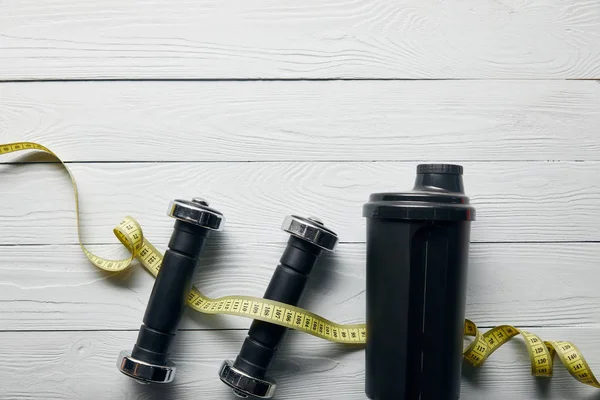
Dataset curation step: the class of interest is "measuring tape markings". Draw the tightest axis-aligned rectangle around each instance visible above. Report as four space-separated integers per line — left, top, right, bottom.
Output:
2 141 598 388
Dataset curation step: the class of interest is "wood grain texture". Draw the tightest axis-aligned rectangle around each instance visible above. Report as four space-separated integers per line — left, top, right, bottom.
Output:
2 1 599 399
0 161 599 244
2 80 600 161
1 242 599 331
0 328 599 399
1 0 599 80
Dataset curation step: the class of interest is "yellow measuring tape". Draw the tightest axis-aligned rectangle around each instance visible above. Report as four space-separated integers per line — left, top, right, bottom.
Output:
2 141 599 389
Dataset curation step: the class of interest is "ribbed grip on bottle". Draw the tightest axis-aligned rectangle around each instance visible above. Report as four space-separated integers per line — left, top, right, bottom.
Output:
417 164 463 175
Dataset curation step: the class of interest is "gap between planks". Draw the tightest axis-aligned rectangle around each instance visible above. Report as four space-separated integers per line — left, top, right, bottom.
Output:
0 324 592 333
2 78 599 83
0 160 592 165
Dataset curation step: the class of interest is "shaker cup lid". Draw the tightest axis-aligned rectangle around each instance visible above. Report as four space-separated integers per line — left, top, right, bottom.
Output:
362 164 476 221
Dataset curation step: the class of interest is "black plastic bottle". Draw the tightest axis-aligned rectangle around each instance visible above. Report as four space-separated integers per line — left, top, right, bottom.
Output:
362 164 475 400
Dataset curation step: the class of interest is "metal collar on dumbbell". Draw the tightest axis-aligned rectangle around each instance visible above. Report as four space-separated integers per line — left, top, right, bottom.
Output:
281 215 338 252
219 360 276 399
117 350 175 384
167 197 224 231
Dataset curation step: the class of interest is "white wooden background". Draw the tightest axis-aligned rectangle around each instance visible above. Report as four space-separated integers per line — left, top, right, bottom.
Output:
1 1 600 399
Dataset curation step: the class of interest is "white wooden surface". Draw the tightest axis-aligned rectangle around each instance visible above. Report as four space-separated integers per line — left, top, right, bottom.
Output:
2 81 600 161
1 1 600 399
1 0 600 79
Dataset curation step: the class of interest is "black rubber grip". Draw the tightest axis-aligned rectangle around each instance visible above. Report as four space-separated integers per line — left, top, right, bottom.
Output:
131 220 210 365
233 236 323 379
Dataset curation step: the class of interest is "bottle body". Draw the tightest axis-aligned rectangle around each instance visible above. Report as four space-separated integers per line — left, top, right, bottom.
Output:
363 164 475 400
365 218 471 400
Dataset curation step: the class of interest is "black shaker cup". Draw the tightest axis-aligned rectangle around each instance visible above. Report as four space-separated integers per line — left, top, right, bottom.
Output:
363 164 475 400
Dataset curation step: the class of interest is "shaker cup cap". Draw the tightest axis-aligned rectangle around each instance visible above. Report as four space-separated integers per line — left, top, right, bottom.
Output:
362 164 475 221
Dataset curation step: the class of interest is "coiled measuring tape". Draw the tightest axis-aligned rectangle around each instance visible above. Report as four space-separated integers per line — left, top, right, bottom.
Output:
2 141 599 389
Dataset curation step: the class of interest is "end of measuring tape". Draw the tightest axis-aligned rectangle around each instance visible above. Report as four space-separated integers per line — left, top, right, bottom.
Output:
2 141 599 389
463 320 600 388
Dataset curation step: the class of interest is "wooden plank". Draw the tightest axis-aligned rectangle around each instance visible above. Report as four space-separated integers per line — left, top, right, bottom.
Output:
0 161 599 244
2 80 600 161
1 0 599 80
1 242 599 331
1 328 598 399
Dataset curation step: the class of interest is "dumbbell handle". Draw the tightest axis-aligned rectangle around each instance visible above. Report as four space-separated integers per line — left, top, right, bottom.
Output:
131 220 210 365
118 198 223 384
233 235 323 379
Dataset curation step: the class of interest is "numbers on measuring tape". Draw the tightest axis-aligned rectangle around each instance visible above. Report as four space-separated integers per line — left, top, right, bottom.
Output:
3 140 600 390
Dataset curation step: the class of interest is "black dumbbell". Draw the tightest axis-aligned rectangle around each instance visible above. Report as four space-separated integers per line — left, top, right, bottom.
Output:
218 215 338 398
117 197 224 384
